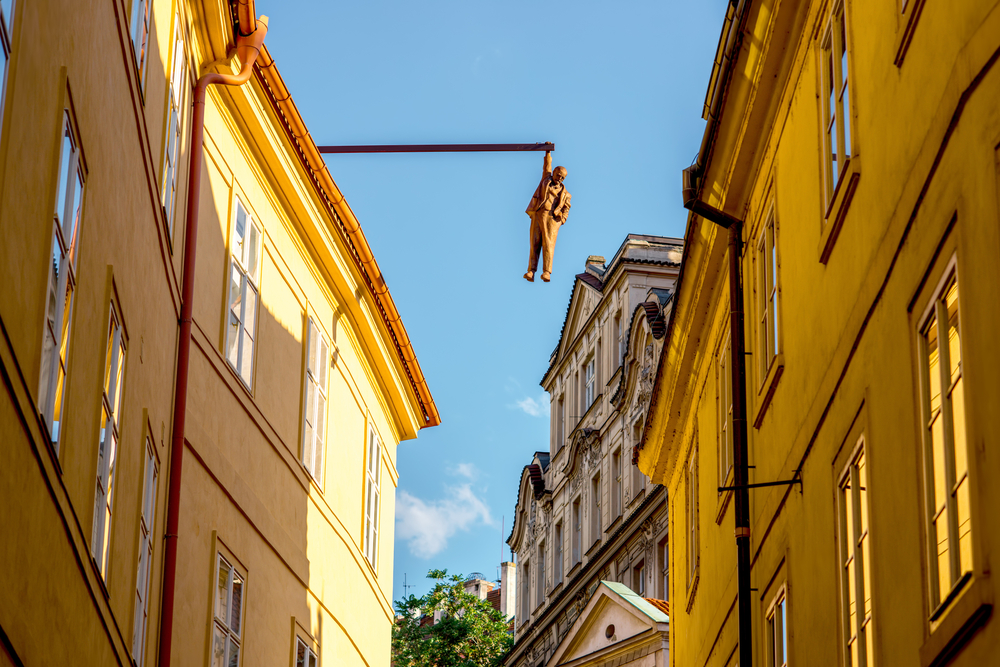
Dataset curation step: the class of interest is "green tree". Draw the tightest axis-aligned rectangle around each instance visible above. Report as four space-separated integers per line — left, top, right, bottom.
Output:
392 569 513 667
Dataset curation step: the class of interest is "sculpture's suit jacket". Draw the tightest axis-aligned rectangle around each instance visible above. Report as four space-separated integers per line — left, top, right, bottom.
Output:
526 153 571 222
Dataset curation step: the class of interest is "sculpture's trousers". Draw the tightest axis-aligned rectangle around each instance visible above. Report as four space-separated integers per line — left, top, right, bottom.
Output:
528 211 561 274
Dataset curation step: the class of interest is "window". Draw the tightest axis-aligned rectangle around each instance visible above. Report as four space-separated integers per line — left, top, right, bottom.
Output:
634 561 645 596
39 110 85 449
918 270 971 612
838 442 873 667
590 473 601 545
0 0 14 137
536 540 545 603
584 358 595 409
130 0 151 89
687 452 699 587
295 637 318 667
213 553 245 667
767 589 788 667
92 301 126 579
659 537 669 601
301 318 329 484
225 198 261 387
520 558 530 624
572 499 582 565
718 334 733 487
756 208 779 378
132 437 158 667
557 395 565 450
554 522 563 584
614 311 623 368
821 0 853 206
363 424 381 569
611 448 622 520
632 421 646 500
162 14 187 235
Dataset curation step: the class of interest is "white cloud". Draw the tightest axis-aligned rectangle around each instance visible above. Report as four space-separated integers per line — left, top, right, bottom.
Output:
396 484 494 559
449 462 478 480
512 393 548 418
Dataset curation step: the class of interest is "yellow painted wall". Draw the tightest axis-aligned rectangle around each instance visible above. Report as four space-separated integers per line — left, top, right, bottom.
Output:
641 1 1000 666
0 1 427 666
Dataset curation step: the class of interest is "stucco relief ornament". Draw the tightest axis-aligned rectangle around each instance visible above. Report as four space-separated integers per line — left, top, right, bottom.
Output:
524 151 571 283
637 343 655 411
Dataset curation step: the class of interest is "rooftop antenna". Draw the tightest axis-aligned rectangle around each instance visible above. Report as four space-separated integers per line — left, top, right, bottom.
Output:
403 573 415 598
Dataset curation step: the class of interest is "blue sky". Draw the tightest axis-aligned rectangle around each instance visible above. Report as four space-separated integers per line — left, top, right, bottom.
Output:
255 0 728 602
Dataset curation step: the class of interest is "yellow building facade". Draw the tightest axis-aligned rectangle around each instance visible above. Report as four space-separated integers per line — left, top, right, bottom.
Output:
639 1 1000 666
0 1 438 666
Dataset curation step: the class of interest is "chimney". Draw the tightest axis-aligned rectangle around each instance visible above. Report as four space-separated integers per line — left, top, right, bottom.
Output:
499 561 517 621
585 255 606 278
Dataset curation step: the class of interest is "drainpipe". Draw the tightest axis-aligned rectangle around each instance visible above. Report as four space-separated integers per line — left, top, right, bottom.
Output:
681 0 752 664
157 16 268 667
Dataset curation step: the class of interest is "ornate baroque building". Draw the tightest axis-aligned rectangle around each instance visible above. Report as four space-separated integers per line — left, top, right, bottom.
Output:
506 235 681 667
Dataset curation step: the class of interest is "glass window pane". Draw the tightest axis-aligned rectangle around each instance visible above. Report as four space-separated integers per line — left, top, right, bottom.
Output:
934 517 950 600
212 625 226 667
230 573 243 635
234 203 247 263
227 639 239 667
56 122 73 225
318 337 329 391
216 558 231 623
69 172 84 259
952 380 967 477
248 222 260 283
956 478 972 575
296 640 306 667
842 81 851 159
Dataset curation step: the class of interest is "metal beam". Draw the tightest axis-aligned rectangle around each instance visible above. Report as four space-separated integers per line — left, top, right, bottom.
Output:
317 142 554 154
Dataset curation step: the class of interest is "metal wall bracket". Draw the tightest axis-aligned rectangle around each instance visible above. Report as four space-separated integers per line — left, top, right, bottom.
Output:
718 477 802 493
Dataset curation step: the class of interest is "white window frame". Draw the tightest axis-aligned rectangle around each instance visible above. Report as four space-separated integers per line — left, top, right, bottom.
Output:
718 333 733 487
611 447 622 520
557 394 565 451
132 436 158 667
572 498 582 565
614 310 623 369
838 439 873 667
536 540 545 602
584 357 595 409
92 300 126 579
634 560 645 596
295 637 318 667
820 0 853 206
767 587 789 667
917 265 972 613
225 197 261 388
129 0 151 90
554 521 563 585
520 557 530 625
301 317 329 485
40 109 85 450
631 420 646 501
756 207 779 380
161 13 187 237
363 423 381 569
213 553 245 667
590 472 601 546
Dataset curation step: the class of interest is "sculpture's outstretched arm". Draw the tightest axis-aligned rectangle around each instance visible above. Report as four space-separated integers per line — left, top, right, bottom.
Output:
543 151 552 179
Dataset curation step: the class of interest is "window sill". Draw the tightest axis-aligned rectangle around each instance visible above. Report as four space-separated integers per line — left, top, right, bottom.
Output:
549 581 564 597
585 539 602 558
685 570 700 613
919 574 992 667
894 0 928 67
568 562 582 581
752 355 784 429
605 515 623 535
819 155 861 265
627 488 646 508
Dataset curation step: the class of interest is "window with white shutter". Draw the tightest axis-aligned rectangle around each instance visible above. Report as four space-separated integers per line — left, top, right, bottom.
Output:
132 436 158 667
302 317 328 484
225 198 261 387
363 425 381 569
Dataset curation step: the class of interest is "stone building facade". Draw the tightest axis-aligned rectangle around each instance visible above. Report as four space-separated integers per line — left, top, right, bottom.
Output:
506 235 680 667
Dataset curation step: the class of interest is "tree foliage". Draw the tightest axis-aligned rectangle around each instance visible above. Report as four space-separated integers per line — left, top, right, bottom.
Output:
392 569 513 667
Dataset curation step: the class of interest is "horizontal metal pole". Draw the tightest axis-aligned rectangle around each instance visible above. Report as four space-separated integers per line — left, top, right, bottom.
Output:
718 478 802 493
317 142 554 154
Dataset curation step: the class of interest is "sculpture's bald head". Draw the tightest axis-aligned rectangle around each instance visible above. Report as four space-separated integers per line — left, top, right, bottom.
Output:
553 166 568 184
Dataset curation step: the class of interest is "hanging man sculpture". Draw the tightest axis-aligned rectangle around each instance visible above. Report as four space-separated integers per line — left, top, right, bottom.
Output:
524 150 571 282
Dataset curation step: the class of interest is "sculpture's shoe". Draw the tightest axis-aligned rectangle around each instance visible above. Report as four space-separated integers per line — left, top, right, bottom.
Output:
524 271 535 282
541 271 551 282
